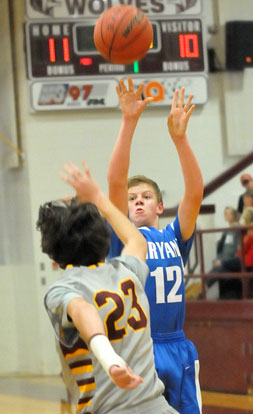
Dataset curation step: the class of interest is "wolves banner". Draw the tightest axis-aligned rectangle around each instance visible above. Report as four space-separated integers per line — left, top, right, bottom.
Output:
26 0 201 19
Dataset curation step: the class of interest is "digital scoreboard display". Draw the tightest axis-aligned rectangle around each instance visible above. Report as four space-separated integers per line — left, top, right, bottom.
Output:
26 19 204 77
25 0 208 111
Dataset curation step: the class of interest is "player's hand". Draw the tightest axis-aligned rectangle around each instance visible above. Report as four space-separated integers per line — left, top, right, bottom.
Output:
60 161 102 205
116 77 154 120
109 364 143 389
167 87 195 142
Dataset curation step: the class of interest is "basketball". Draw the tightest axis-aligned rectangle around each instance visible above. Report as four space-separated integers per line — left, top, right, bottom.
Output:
93 5 153 65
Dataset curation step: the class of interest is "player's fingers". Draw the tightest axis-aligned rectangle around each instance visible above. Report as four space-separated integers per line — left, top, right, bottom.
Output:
81 160 91 177
62 163 74 176
178 87 185 107
186 104 195 119
64 162 82 181
171 89 179 108
184 93 194 112
126 365 143 382
145 96 154 104
125 382 138 390
128 77 134 92
63 161 77 171
119 78 127 93
63 162 78 176
116 84 121 97
60 171 74 186
125 375 143 389
125 364 134 375
136 83 144 98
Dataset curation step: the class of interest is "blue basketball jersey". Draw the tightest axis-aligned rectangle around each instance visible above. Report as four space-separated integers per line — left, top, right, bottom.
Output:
108 217 201 414
108 215 194 336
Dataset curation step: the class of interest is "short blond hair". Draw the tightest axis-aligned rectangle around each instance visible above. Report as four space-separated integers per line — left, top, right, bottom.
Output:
128 175 163 203
242 206 253 226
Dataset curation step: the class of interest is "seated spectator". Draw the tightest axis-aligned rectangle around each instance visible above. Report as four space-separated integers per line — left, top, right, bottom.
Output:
239 206 253 297
237 206 253 271
216 206 253 299
207 207 240 298
241 189 253 213
212 207 240 272
237 173 253 215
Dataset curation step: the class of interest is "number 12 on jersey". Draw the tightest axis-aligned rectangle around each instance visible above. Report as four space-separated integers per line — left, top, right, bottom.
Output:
150 265 182 303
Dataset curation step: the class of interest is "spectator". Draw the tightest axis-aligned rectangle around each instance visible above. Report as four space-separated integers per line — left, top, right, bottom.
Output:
207 207 240 298
214 206 253 299
242 189 253 211
239 206 253 297
208 206 240 278
237 173 253 215
237 206 253 271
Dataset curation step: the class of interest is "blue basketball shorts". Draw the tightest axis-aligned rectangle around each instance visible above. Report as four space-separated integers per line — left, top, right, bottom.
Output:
152 331 202 414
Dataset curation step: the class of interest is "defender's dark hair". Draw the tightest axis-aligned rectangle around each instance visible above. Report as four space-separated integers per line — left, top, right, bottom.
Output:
36 199 111 269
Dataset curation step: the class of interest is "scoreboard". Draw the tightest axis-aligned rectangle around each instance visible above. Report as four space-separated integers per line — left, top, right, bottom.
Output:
25 0 208 111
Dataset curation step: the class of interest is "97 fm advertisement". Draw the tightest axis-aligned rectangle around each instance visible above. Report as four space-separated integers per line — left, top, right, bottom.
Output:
30 76 207 111
31 80 118 110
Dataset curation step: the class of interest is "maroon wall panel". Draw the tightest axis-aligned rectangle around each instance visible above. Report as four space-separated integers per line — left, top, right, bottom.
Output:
184 301 253 394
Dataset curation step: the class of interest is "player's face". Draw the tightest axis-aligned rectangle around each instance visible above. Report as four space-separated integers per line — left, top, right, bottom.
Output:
128 183 164 228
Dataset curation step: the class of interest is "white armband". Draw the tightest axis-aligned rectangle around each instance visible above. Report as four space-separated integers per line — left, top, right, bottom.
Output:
89 334 126 378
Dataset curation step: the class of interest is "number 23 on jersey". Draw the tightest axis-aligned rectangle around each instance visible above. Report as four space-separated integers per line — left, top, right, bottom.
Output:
94 278 148 341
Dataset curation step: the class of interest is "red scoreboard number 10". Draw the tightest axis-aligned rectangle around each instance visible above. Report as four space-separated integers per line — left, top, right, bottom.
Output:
179 34 199 58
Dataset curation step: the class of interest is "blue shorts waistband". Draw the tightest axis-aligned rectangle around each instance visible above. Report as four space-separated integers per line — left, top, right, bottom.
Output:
151 330 185 343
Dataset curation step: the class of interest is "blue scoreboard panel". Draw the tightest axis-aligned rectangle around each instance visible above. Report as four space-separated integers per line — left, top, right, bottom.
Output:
25 0 208 111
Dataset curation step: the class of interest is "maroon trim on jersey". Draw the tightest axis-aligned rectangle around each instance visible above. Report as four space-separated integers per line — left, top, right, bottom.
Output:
69 359 93 369
59 336 88 356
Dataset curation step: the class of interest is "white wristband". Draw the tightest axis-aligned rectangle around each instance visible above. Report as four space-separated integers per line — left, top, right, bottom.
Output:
89 334 126 379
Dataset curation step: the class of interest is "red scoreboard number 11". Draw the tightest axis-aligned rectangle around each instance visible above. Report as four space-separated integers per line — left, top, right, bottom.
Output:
49 37 70 62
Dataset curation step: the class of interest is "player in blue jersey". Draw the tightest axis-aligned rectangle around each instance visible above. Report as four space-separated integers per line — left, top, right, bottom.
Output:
107 78 204 414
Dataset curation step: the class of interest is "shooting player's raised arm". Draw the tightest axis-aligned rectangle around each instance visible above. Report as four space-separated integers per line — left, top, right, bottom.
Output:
167 88 204 240
107 77 153 215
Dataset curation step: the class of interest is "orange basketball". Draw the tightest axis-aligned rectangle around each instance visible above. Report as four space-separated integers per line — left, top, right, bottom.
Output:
93 5 153 64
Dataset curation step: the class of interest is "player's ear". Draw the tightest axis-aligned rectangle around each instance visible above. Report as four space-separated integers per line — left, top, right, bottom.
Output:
157 202 164 216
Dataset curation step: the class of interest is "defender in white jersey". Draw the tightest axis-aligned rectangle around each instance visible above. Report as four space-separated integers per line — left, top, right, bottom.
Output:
107 78 204 413
38 161 174 414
